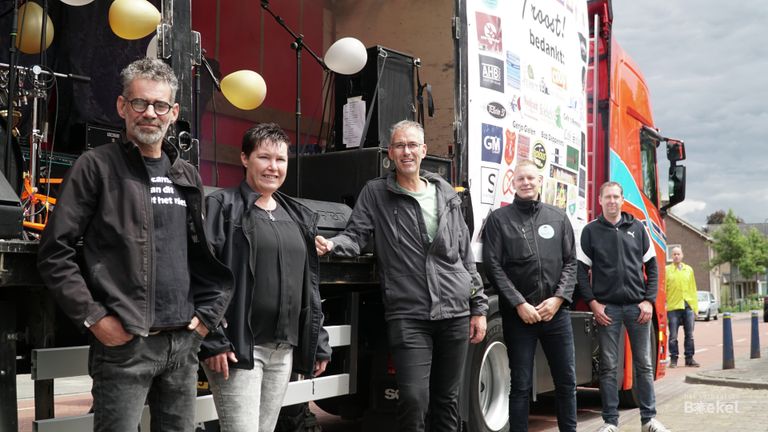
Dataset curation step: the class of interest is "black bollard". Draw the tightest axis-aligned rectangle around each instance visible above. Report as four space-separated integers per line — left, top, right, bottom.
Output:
751 310 761 359
722 312 735 369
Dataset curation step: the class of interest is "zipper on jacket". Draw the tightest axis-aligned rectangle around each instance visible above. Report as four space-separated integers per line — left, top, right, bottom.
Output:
243 206 257 367
615 225 627 300
141 162 155 337
527 207 545 304
393 208 402 244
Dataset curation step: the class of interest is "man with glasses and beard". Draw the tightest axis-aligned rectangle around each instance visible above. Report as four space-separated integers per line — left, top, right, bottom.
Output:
38 58 233 432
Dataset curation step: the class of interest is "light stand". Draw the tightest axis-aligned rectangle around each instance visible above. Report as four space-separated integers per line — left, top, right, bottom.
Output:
260 0 327 198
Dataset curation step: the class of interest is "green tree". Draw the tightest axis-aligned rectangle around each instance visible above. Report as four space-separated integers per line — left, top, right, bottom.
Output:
740 228 768 278
706 209 744 225
709 210 747 269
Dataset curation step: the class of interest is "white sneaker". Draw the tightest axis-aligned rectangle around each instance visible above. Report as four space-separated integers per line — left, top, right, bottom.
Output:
642 418 671 432
597 424 619 432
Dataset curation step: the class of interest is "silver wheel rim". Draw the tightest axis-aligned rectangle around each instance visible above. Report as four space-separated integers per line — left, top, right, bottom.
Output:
478 340 510 431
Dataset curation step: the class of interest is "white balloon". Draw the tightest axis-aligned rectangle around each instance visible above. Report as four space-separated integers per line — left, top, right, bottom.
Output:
60 0 96 6
146 33 158 59
324 37 367 75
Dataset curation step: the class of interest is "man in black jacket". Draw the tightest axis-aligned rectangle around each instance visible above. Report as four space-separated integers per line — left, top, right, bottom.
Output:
315 120 488 432
482 159 577 432
37 58 233 432
577 182 669 432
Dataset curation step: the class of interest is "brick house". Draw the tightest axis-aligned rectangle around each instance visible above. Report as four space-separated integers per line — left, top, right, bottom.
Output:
663 212 721 301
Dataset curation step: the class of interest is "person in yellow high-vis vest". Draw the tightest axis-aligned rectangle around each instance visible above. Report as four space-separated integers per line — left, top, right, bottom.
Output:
665 246 700 368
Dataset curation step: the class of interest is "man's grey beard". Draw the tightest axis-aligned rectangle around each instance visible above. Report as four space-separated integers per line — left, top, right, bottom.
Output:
130 123 169 147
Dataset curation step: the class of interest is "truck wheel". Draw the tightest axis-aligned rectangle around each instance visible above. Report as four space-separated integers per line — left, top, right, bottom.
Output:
618 323 658 408
467 315 510 432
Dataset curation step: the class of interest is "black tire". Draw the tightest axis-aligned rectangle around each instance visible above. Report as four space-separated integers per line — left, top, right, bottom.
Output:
618 322 658 408
466 315 510 432
705 311 711 322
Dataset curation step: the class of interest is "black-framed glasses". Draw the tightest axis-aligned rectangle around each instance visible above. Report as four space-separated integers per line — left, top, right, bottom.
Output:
126 98 173 116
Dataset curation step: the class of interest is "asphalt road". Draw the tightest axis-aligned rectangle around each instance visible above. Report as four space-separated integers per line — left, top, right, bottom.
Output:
314 311 767 432
15 311 765 432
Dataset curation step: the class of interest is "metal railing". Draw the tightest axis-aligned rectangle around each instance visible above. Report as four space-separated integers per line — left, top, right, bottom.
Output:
31 315 357 432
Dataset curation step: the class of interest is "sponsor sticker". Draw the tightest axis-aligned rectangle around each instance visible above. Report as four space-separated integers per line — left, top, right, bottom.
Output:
506 51 521 89
532 141 547 169
509 95 521 113
504 129 516 165
552 67 567 90
487 102 507 119
516 134 531 160
502 169 515 196
476 13 503 53
479 55 504 92
566 146 579 170
550 164 578 185
481 167 499 204
481 123 504 164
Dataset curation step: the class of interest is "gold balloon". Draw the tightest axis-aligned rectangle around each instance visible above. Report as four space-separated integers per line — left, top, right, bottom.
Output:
109 0 161 40
16 2 54 54
221 70 267 110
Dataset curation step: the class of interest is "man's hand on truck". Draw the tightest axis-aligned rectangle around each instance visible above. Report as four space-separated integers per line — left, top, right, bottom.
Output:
315 235 334 256
89 315 135 347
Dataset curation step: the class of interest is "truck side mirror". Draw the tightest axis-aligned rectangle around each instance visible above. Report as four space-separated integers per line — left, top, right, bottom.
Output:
666 139 686 162
662 165 686 213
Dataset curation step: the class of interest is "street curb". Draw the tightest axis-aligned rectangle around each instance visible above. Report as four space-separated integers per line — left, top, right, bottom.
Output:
685 373 768 390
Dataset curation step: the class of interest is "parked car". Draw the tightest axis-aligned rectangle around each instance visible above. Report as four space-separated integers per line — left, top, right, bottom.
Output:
697 291 719 321
763 296 768 323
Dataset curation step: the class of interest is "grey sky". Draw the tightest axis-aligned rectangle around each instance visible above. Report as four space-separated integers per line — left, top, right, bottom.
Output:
611 0 768 227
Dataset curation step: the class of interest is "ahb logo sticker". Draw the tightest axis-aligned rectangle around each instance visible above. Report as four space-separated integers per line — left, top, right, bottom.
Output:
481 123 503 164
479 55 504 92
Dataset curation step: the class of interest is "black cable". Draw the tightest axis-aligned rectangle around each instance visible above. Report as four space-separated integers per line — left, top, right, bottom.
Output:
315 71 332 152
211 73 218 187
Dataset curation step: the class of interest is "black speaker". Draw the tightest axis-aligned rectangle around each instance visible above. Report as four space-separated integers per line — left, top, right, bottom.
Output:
282 147 452 208
333 46 416 150
0 173 21 239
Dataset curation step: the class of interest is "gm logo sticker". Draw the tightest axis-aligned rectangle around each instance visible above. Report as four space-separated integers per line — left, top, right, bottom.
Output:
486 102 507 119
481 123 503 164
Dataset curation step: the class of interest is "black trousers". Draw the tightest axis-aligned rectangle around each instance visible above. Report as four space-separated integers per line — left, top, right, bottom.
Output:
387 317 470 432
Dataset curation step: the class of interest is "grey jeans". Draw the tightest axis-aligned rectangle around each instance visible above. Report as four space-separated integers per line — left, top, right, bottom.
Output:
204 343 293 432
598 303 657 426
89 329 204 432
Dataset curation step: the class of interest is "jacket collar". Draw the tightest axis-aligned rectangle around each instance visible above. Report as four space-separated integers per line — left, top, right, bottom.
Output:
512 195 540 212
238 180 261 209
237 180 317 227
385 170 456 199
121 139 196 187
597 211 635 228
